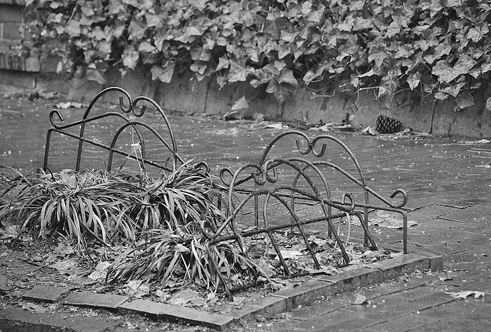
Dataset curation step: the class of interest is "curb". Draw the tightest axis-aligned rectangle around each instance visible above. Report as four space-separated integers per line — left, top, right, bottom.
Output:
0 246 442 331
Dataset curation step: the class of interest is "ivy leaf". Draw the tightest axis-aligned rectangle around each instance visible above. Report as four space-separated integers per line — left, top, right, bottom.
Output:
267 79 293 104
112 19 126 38
138 41 157 53
145 13 164 28
455 92 474 111
278 68 298 86
90 26 106 41
446 0 463 7
378 79 398 98
190 44 203 61
486 98 491 112
358 69 376 78
278 43 290 59
387 21 401 38
280 31 298 43
432 56 476 83
129 19 146 40
228 61 250 82
189 0 208 11
108 0 125 15
151 62 175 83
434 91 449 100
307 10 321 23
407 72 421 90
368 48 389 67
263 20 280 39
65 20 81 37
190 61 207 75
429 0 443 17
81 5 94 16
442 82 465 98
122 48 140 69
216 57 230 71
97 41 111 55
186 26 202 37
467 24 489 42
301 1 312 16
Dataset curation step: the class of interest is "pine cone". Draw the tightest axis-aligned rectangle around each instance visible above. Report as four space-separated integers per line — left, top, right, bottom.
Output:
375 115 403 134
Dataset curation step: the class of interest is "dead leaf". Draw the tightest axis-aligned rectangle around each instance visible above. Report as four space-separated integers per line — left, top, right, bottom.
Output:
361 126 378 136
280 250 303 259
22 303 47 313
252 112 265 121
439 276 453 282
352 294 368 305
53 242 75 257
55 101 86 109
264 122 288 130
457 139 491 145
168 289 205 307
52 258 78 275
309 123 332 132
446 290 486 299
124 280 150 298
232 96 249 111
0 225 19 239
88 261 111 281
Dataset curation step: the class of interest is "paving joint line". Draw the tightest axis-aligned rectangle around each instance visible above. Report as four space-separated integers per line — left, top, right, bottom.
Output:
352 295 456 331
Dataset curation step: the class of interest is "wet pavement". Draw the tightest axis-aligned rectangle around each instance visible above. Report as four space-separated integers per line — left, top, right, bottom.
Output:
1 91 491 331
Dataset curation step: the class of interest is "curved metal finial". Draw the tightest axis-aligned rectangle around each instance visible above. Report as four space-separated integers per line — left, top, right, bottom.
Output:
133 104 146 117
294 137 312 156
259 131 311 165
341 193 356 212
219 167 235 186
263 160 279 183
119 96 133 113
390 189 408 208
310 142 327 158
251 168 267 186
49 109 65 130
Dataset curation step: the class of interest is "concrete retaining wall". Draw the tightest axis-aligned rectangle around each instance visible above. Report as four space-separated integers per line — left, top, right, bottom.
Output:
65 68 491 138
2 66 491 138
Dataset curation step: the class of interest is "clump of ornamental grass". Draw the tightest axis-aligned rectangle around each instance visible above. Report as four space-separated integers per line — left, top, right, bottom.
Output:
0 163 263 292
106 229 261 291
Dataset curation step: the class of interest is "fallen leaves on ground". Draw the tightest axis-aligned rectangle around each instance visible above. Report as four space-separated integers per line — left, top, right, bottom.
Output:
446 290 486 299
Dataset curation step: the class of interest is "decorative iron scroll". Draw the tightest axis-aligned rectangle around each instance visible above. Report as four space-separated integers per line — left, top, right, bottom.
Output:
209 131 408 298
43 87 184 173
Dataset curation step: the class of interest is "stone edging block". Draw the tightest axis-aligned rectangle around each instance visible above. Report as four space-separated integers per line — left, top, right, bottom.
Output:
23 285 72 303
119 299 234 330
62 291 128 310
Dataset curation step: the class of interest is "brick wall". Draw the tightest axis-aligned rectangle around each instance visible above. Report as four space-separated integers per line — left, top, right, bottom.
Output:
0 1 24 44
0 0 60 73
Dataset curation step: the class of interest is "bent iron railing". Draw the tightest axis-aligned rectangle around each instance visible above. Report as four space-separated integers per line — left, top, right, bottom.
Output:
43 87 184 173
209 131 408 298
43 88 409 300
